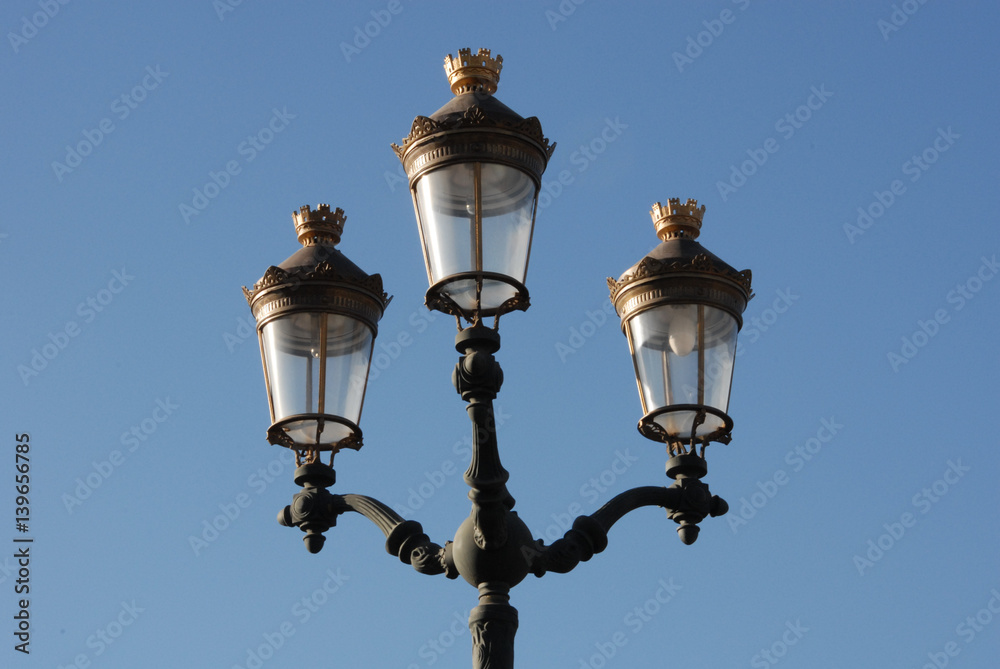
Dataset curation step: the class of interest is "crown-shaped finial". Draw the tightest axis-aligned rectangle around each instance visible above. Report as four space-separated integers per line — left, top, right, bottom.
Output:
293 204 345 247
651 198 705 240
444 48 503 95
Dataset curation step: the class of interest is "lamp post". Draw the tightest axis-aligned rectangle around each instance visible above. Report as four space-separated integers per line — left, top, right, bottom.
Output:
243 49 752 668
243 203 391 552
391 48 553 325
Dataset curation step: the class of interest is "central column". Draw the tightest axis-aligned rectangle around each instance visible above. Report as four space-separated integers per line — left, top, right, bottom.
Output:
451 324 534 668
469 582 518 669
453 324 512 550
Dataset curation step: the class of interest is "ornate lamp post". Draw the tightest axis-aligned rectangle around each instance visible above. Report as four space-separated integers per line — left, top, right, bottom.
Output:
609 198 753 543
243 204 391 552
243 49 752 668
391 48 554 325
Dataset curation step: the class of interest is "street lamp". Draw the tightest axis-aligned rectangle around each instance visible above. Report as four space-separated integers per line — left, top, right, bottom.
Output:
391 48 554 325
243 204 391 551
243 49 752 668
610 199 753 454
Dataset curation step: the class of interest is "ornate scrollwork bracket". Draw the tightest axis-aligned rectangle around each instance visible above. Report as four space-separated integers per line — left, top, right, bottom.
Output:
526 453 729 576
277 462 456 576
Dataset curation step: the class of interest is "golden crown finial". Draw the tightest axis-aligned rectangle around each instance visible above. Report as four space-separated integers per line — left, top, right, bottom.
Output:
650 198 705 240
444 47 503 95
293 203 345 247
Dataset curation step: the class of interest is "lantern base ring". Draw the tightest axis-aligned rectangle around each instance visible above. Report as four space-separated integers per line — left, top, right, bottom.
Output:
426 271 530 325
637 405 733 454
267 414 363 453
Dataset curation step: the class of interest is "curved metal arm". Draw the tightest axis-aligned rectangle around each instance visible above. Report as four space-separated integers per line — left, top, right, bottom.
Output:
527 479 728 577
275 463 456 577
589 486 684 535
338 494 456 578
338 493 404 536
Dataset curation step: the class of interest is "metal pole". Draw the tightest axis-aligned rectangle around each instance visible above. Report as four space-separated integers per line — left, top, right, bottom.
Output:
469 582 517 669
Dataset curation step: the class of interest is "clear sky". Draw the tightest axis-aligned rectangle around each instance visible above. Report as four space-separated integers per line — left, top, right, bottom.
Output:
3 1 999 667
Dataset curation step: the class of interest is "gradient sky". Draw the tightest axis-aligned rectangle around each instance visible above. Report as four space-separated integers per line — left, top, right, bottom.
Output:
3 1 999 668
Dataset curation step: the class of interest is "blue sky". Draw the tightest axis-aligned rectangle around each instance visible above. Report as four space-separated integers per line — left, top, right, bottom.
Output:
3 1 999 667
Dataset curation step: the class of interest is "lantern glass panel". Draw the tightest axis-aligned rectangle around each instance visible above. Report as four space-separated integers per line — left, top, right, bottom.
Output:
628 304 738 439
413 162 536 312
260 312 373 446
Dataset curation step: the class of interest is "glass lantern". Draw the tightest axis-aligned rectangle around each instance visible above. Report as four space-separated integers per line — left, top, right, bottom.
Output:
611 199 752 455
245 204 391 457
393 48 554 325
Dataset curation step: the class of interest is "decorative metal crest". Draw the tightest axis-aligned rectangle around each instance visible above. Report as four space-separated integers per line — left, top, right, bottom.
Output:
444 47 503 95
293 204 345 246
392 106 555 161
243 262 391 307
607 254 753 302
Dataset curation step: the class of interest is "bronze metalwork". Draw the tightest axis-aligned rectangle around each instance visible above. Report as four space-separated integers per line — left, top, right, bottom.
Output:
393 48 555 324
247 53 754 669
609 199 753 325
273 323 731 669
244 204 391 454
610 199 753 450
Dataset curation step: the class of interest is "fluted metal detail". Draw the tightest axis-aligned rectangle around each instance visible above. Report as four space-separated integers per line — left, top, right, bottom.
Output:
340 494 404 536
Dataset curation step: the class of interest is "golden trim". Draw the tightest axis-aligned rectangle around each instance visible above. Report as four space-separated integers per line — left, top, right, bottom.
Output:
651 198 705 240
444 47 502 95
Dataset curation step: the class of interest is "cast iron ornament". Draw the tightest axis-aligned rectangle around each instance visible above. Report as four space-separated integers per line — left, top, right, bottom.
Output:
256 52 751 669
